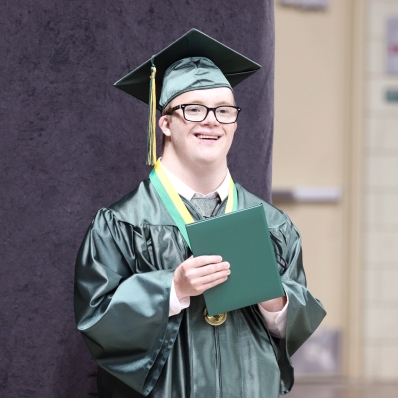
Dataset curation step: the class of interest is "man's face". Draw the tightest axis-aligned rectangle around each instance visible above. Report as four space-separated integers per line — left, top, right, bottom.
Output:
159 87 237 169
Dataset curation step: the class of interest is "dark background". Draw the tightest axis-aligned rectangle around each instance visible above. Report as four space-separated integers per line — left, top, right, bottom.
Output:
0 1 274 396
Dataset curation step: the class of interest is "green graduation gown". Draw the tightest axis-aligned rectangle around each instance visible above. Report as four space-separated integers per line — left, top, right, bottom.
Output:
74 179 326 397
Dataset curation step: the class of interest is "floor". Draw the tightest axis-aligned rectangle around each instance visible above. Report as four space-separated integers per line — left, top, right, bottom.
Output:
287 381 398 398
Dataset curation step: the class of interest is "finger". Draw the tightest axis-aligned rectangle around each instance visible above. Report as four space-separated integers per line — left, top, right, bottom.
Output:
201 275 229 292
189 255 223 268
196 267 231 285
197 261 230 277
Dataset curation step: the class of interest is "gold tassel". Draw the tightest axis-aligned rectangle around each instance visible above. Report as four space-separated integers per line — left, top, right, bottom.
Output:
147 61 157 166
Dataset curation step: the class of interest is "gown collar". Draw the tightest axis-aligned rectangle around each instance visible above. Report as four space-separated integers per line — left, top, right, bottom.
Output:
159 160 230 202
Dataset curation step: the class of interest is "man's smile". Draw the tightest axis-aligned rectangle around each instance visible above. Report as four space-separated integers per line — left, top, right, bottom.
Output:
194 133 221 140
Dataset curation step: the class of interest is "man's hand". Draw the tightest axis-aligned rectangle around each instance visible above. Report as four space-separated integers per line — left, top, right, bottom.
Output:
174 255 230 301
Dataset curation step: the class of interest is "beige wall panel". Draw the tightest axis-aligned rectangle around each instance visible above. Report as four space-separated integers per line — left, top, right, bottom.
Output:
274 203 343 329
273 0 350 335
273 0 368 378
273 3 349 186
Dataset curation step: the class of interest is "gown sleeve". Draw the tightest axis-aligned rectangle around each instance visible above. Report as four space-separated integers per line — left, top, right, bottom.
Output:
274 212 327 395
74 208 183 396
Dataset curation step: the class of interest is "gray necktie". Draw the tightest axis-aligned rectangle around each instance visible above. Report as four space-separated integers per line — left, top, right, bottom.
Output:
191 193 220 218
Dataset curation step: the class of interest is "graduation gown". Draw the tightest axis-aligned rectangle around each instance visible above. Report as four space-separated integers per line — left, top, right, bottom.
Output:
74 179 326 397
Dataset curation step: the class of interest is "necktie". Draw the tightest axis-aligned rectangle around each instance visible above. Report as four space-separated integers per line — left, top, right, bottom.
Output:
190 193 220 218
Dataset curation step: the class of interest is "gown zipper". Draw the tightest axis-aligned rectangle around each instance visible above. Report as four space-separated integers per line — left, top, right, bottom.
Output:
214 326 222 397
182 196 227 397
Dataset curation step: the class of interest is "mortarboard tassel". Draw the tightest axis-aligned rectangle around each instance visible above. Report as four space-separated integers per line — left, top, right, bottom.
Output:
146 58 157 166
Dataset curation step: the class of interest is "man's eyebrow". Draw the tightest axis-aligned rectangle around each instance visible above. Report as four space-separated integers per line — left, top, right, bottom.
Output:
187 100 236 106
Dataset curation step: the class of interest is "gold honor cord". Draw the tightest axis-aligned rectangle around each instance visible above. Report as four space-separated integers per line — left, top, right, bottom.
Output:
153 160 195 225
149 160 238 326
147 59 157 166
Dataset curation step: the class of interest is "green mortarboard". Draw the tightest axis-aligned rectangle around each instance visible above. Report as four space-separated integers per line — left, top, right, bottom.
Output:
159 57 231 110
114 28 261 165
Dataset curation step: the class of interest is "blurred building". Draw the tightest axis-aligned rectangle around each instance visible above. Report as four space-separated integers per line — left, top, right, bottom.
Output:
273 0 398 384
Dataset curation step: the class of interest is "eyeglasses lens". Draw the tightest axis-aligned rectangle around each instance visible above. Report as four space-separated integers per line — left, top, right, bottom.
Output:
184 105 238 123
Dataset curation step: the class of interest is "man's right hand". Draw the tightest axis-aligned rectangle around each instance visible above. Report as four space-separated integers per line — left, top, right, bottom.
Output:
173 255 230 301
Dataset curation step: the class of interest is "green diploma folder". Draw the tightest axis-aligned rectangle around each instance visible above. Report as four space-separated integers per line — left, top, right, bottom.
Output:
186 204 284 316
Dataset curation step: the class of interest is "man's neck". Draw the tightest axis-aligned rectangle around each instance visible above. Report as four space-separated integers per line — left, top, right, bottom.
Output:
160 157 228 195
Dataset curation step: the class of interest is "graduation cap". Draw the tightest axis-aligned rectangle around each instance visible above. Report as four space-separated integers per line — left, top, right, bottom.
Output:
114 28 261 165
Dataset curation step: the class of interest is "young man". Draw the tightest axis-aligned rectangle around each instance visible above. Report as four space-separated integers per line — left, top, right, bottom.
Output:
74 29 326 398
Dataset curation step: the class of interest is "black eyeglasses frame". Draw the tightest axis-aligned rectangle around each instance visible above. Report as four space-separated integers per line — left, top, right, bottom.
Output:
164 103 241 124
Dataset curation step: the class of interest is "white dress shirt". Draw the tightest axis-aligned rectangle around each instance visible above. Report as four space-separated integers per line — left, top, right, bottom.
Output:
161 161 288 337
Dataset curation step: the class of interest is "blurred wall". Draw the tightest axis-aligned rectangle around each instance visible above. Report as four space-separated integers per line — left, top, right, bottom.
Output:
363 0 398 381
272 0 362 379
273 0 351 375
274 0 348 330
273 0 398 382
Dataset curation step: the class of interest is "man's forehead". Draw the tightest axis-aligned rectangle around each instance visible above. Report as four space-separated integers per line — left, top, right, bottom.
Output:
169 87 235 106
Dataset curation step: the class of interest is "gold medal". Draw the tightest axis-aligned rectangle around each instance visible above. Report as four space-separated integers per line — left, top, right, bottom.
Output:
203 307 227 326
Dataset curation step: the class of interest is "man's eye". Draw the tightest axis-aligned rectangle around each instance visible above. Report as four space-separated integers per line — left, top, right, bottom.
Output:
186 106 203 113
218 108 231 115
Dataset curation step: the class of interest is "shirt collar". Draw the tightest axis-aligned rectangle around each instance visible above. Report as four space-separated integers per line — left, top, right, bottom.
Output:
160 160 230 202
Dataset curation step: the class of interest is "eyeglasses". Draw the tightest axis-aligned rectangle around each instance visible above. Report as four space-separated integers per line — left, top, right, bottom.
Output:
165 104 241 124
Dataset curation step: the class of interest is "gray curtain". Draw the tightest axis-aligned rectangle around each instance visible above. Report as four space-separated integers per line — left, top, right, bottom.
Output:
0 1 274 396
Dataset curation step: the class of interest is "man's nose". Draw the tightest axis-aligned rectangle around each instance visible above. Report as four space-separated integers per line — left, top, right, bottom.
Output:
201 109 219 124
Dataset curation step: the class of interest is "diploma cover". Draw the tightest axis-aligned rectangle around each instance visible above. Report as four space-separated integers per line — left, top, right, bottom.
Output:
186 204 284 316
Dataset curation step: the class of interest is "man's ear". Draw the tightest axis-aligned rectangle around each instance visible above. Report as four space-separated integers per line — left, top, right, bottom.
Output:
159 115 171 137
